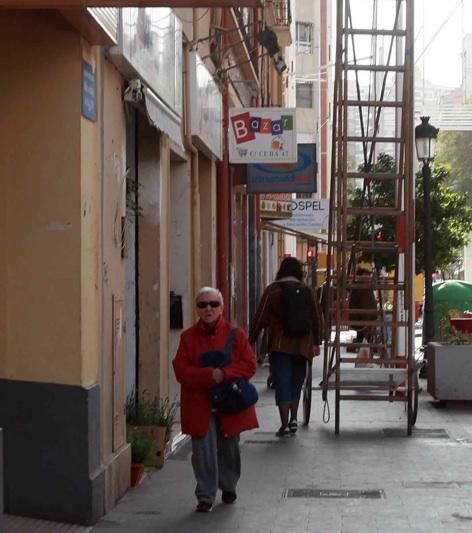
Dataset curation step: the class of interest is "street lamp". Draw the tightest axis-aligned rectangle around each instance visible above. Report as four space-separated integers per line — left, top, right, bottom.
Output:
415 116 439 347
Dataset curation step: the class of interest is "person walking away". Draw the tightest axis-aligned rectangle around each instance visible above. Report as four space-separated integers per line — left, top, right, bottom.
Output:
348 267 378 347
173 287 258 513
249 257 322 437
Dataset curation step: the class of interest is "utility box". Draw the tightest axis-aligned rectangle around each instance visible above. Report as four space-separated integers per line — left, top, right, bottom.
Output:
428 342 472 401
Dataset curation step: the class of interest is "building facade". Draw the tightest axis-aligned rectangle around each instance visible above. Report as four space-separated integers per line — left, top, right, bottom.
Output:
0 2 288 525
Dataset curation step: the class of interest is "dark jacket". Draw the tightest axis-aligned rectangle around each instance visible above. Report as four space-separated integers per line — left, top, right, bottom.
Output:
248 276 322 361
348 280 378 331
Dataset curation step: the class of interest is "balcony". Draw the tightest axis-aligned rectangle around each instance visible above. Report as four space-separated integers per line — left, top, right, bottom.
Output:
264 0 292 47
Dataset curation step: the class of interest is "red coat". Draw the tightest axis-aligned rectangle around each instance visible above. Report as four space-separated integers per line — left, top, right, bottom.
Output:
173 316 259 438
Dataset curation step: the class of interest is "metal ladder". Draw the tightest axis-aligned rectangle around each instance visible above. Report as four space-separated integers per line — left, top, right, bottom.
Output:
322 0 417 434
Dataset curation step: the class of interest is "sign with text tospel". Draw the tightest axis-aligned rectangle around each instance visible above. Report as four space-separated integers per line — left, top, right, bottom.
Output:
279 198 330 231
229 107 297 164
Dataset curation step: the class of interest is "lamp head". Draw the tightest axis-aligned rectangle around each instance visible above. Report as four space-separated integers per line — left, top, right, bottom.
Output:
415 116 439 164
273 55 287 74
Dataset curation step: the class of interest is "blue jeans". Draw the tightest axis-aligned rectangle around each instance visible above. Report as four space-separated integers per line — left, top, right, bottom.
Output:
269 351 307 405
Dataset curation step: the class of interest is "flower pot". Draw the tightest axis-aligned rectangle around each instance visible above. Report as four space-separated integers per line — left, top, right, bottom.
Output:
428 342 472 400
130 463 145 487
127 424 169 468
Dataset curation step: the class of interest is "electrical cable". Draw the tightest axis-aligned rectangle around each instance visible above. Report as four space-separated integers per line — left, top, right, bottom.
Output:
415 0 462 65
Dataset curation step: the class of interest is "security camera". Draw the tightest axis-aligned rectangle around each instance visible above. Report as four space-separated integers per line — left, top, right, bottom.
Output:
124 79 144 103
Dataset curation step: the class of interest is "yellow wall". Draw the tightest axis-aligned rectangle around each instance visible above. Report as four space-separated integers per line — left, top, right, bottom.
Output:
137 119 162 399
100 55 128 504
81 42 101 387
0 11 84 385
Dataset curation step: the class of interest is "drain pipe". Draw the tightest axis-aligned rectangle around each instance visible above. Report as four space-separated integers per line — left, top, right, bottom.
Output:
216 8 231 320
183 16 201 303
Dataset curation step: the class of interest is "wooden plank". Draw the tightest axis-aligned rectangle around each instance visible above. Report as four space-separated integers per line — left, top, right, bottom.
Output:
346 206 402 216
0 0 261 6
346 100 403 107
346 171 405 180
344 28 406 37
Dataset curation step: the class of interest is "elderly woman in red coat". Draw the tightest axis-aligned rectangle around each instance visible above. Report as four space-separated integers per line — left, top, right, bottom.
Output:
173 286 258 513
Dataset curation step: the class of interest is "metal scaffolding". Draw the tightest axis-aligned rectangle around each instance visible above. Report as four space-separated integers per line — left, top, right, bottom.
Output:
322 0 418 434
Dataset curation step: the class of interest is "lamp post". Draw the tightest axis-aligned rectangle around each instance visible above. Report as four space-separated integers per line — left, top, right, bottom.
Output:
415 116 439 347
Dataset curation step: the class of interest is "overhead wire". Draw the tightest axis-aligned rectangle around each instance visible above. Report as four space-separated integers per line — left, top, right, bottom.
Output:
415 0 462 65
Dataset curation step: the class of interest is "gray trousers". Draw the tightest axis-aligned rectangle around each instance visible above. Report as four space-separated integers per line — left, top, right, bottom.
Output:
191 414 241 504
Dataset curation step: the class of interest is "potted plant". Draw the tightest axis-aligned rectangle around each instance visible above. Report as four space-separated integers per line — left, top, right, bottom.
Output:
428 313 472 401
154 397 178 467
128 427 153 487
125 390 178 468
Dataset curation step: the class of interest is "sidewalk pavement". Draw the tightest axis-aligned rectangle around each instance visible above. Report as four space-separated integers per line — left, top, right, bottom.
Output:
91 354 472 533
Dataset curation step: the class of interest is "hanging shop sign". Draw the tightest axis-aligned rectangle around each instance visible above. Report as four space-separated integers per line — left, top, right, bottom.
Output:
247 143 317 193
259 193 292 220
229 107 297 164
189 52 223 160
279 198 330 231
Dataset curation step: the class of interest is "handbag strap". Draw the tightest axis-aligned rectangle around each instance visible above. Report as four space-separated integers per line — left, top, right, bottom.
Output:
223 328 236 361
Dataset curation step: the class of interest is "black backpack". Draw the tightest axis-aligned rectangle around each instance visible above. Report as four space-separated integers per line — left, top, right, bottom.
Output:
279 281 313 337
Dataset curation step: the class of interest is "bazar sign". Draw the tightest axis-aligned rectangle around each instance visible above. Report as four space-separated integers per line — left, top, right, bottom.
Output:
279 198 330 231
229 108 297 164
247 143 317 193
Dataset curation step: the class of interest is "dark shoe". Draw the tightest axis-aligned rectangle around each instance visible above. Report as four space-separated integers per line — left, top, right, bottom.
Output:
275 426 292 438
222 491 237 504
289 419 298 434
196 501 213 513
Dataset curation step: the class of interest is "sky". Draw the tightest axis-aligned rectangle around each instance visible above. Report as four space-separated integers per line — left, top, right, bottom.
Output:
417 0 472 87
339 0 472 89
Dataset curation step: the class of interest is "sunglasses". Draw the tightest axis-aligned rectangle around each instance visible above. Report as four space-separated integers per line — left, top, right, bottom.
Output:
196 301 221 309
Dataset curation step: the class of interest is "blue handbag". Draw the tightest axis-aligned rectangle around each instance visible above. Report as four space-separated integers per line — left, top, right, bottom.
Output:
210 377 258 414
200 328 258 413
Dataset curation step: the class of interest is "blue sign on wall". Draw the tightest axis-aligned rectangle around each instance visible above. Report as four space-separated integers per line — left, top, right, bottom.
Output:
247 143 317 193
82 60 96 122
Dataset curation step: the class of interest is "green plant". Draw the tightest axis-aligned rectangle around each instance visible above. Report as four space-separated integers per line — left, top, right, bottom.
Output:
126 390 159 426
156 397 178 432
126 168 143 220
447 327 472 345
439 309 472 345
126 390 178 433
346 153 472 273
127 428 153 464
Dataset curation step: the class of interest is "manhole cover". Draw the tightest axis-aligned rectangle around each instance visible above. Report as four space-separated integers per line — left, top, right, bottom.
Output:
452 513 472 521
403 481 472 488
244 439 288 444
403 481 458 489
283 488 385 499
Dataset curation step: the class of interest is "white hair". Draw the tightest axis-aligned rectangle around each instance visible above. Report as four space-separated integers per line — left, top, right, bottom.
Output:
196 286 224 305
